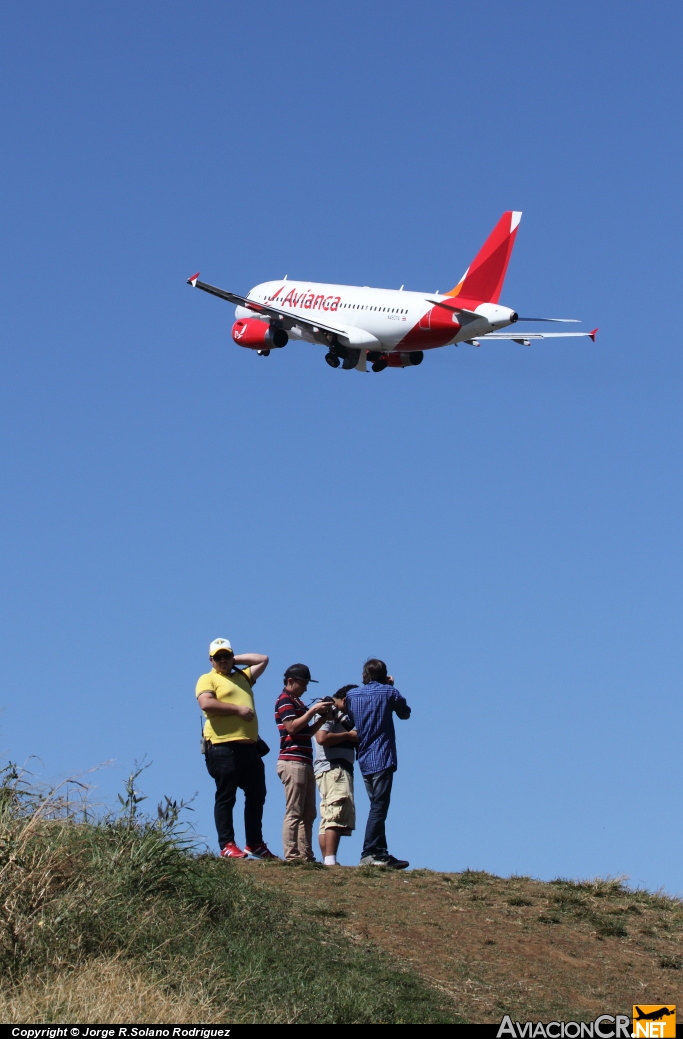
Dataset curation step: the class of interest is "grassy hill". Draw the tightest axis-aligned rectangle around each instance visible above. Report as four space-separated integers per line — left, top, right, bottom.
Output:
246 861 683 1024
1 765 681 1024
0 764 454 1024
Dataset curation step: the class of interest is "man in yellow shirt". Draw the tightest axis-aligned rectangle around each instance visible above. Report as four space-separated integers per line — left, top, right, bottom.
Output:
196 637 276 859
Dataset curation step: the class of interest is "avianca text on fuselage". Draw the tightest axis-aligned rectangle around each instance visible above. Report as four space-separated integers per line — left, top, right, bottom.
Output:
270 285 341 311
187 211 597 372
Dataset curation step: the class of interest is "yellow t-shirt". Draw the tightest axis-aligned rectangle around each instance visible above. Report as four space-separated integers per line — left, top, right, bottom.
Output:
195 667 258 744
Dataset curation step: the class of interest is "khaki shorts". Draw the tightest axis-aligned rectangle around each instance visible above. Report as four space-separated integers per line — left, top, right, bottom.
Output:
316 765 355 834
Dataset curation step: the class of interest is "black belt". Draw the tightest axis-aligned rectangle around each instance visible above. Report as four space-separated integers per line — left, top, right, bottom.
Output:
206 740 257 747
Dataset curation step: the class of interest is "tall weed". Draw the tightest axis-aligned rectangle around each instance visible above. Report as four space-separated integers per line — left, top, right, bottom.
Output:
0 761 452 1024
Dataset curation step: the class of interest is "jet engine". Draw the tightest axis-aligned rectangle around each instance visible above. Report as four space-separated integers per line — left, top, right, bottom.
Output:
385 351 424 369
231 318 288 350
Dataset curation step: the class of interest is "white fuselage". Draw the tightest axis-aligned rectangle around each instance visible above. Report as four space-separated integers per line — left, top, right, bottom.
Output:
235 280 516 352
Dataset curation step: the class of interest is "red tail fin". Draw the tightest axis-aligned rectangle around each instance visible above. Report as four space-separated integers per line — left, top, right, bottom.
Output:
446 211 522 303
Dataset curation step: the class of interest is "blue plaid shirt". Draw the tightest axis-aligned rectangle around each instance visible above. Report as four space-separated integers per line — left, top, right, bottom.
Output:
345 682 411 776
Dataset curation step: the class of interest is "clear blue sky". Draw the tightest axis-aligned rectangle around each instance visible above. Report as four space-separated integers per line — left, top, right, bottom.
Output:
1 2 682 894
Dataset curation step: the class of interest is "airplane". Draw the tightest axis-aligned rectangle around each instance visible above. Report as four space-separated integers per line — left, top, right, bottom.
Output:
187 211 597 372
634 1008 675 1022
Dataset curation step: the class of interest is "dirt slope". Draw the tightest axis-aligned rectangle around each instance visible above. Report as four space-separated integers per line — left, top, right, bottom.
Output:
242 861 683 1024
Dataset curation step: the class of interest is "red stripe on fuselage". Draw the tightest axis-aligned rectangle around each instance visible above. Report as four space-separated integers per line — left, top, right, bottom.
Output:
397 304 462 350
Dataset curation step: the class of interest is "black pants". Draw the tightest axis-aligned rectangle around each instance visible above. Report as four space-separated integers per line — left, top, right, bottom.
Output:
205 742 266 850
361 767 394 859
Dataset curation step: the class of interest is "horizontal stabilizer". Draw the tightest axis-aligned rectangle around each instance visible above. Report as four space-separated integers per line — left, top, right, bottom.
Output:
481 328 598 341
424 299 481 320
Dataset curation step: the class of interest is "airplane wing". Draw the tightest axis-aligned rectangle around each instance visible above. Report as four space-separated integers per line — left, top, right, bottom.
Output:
187 274 349 340
480 328 598 342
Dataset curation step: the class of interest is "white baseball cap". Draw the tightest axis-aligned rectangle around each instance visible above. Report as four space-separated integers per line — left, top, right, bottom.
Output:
209 638 233 656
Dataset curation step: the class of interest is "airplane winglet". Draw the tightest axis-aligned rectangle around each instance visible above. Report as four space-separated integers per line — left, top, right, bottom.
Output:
589 328 598 342
187 272 200 287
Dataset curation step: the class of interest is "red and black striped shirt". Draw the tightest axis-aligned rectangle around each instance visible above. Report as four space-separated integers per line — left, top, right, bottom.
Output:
275 690 313 763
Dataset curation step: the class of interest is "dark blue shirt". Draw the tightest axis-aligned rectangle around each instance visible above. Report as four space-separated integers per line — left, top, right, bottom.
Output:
345 682 411 776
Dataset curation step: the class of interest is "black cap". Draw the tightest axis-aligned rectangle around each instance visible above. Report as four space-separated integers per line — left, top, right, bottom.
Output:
284 663 319 684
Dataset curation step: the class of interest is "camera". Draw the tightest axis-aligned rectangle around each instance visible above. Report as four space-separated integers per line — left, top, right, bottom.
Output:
316 697 354 732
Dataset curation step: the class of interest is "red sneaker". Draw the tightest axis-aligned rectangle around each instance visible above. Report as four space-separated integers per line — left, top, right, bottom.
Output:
245 842 278 860
220 841 247 858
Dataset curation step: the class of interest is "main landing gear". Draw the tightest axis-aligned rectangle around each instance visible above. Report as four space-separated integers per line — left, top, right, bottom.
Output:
324 346 360 369
342 349 360 369
369 350 423 371
367 351 386 372
323 348 424 371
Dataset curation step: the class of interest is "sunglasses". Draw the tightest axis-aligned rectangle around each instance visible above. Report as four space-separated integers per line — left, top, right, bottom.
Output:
213 653 234 662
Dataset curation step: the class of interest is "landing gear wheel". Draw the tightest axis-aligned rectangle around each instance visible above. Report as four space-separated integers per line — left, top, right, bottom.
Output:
325 352 341 368
372 361 388 372
342 349 361 370
409 351 424 366
257 349 271 357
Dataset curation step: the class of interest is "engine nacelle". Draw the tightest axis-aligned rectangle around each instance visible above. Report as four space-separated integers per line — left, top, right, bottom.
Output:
386 351 424 368
232 318 288 350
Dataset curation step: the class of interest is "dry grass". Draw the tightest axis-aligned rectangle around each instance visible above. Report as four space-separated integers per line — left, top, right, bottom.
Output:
6 764 681 1024
0 765 454 1024
0 957 225 1024
244 862 683 1024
